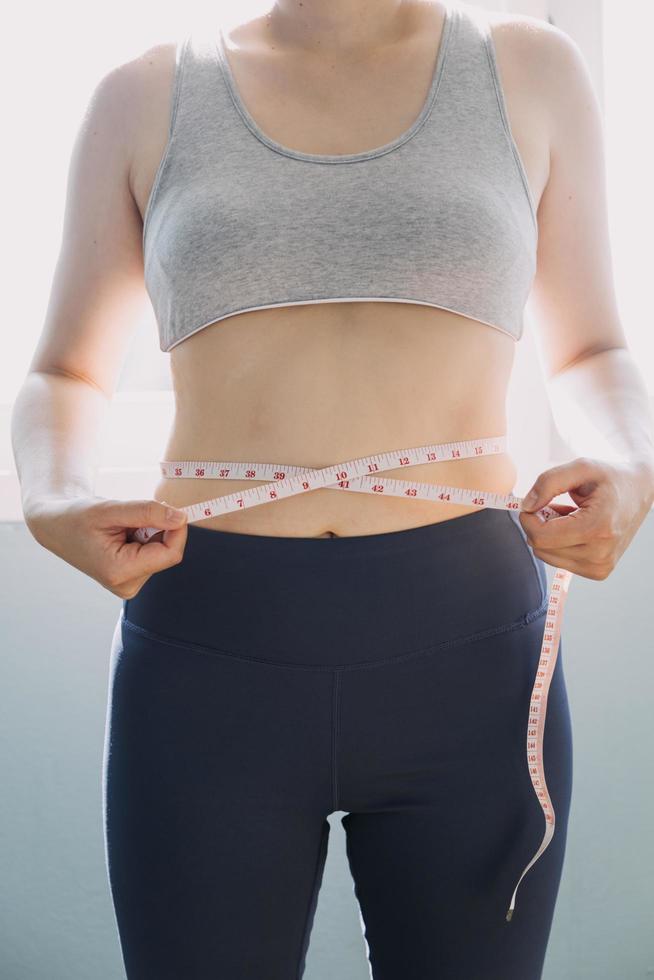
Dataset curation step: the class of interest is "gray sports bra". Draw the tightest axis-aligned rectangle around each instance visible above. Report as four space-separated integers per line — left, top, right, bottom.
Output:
142 1 538 353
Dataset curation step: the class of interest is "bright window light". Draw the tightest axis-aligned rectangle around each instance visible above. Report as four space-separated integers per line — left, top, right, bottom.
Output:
602 0 654 393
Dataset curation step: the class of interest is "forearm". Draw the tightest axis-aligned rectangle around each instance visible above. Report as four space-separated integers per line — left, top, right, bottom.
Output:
11 369 110 523
546 346 654 500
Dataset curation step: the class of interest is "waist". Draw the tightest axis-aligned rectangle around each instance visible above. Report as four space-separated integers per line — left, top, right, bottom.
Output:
152 442 518 538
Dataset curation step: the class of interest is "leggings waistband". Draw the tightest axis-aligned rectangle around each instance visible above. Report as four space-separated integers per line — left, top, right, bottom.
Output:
123 507 547 669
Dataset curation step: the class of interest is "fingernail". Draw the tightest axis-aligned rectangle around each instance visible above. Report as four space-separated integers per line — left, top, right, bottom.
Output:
166 507 185 522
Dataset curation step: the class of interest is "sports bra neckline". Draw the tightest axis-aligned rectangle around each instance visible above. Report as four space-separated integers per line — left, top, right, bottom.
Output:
143 5 538 352
214 1 456 165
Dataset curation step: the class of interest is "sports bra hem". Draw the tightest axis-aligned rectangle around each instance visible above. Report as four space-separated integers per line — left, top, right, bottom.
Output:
162 297 522 351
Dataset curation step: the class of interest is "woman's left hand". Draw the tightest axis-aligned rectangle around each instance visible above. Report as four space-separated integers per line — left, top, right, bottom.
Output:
518 455 654 580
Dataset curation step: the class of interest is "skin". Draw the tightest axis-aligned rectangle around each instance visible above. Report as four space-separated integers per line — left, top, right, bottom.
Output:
13 0 654 598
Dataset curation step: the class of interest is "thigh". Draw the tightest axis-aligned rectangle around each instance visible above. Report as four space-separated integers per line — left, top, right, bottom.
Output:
339 613 574 980
102 611 334 980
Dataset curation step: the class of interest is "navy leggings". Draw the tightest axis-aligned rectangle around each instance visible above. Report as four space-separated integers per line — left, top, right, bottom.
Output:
102 507 573 979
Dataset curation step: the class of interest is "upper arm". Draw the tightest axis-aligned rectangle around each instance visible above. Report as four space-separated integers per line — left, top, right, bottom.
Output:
28 50 155 397
526 21 628 378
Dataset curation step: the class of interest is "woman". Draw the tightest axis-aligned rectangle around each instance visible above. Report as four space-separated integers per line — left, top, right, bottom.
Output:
11 0 654 977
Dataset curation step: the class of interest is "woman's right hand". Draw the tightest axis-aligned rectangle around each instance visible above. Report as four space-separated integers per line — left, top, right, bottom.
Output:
25 495 189 599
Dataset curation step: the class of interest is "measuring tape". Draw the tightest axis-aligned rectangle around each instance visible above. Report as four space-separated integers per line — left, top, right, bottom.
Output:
133 435 573 922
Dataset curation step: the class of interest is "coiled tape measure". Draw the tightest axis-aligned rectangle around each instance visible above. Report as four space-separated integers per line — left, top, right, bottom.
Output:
133 434 573 922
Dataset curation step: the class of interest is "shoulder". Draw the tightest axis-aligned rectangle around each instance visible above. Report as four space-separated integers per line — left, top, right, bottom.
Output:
114 38 183 111
89 37 186 131
485 8 594 97
483 4 580 65
479 7 598 140
73 39 179 164
74 37 189 210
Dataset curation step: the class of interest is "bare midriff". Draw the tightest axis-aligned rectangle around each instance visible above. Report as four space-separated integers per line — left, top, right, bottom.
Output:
151 300 519 538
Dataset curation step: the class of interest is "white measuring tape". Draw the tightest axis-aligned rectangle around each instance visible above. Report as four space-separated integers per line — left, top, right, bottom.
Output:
133 435 573 921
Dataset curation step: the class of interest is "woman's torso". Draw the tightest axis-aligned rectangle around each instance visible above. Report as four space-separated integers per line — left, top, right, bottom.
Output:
131 1 549 538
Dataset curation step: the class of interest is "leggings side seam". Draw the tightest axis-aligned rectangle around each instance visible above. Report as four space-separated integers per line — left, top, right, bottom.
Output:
506 509 547 605
332 670 341 811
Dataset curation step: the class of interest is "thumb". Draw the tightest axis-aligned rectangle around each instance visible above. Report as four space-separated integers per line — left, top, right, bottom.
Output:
110 498 188 530
521 458 597 512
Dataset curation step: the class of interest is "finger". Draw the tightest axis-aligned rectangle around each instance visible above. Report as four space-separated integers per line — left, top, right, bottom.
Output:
161 523 189 551
105 498 188 534
544 503 578 517
119 522 188 577
132 522 188 548
521 457 599 513
519 505 589 548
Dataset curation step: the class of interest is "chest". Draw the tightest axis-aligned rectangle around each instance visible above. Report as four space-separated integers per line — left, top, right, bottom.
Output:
139 6 544 353
221 30 452 158
215 16 546 211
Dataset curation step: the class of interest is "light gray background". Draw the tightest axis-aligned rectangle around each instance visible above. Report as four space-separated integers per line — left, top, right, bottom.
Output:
1 513 652 980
